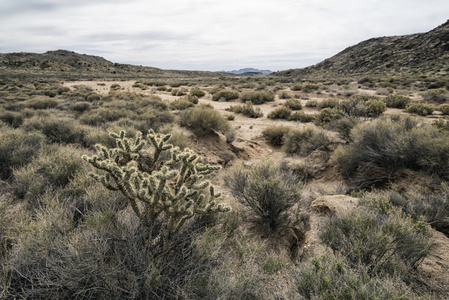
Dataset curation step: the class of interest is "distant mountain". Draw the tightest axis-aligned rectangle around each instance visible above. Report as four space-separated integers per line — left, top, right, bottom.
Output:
220 68 272 75
274 20 449 78
0 50 226 80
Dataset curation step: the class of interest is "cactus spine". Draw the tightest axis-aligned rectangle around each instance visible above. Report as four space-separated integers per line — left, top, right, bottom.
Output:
83 129 229 244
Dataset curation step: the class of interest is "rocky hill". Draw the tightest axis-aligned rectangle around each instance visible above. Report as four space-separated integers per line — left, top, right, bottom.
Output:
275 20 449 78
0 50 224 81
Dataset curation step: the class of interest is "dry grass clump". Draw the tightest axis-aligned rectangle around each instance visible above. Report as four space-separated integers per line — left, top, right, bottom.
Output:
283 127 337 156
267 106 292 119
212 89 239 102
179 105 229 134
334 116 449 188
226 101 263 118
224 161 303 230
262 125 292 146
240 90 275 104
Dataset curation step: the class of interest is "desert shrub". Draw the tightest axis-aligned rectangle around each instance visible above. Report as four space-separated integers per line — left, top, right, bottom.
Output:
186 94 199 104
171 88 188 96
305 99 318 108
334 116 449 188
321 197 433 284
338 95 385 117
314 108 343 126
110 83 121 90
70 101 91 113
240 90 275 104
424 88 449 103
284 98 302 110
179 106 229 134
23 117 86 145
325 117 359 142
212 89 239 102
302 84 321 93
13 144 87 198
406 102 434 116
134 109 174 132
288 112 315 122
297 255 412 299
283 127 336 156
262 125 292 146
226 101 263 118
0 129 46 180
439 104 449 115
432 118 449 131
0 111 24 128
291 83 302 91
383 95 411 109
279 91 291 99
189 87 206 98
375 88 392 96
367 186 449 236
79 108 132 126
224 162 302 230
317 98 339 109
267 106 292 119
169 98 195 110
25 96 59 109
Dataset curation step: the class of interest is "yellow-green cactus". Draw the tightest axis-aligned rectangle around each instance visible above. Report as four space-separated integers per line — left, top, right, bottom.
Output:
83 129 229 244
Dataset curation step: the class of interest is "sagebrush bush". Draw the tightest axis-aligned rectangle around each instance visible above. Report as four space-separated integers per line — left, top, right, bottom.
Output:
383 94 411 108
179 106 229 134
439 104 449 115
25 96 59 109
406 102 434 116
325 117 359 142
0 110 24 128
283 127 336 156
314 108 343 126
23 117 86 145
262 125 292 146
240 90 275 104
0 128 46 180
297 255 413 299
171 88 188 96
321 197 433 283
334 116 449 187
284 98 302 110
288 112 315 122
267 106 292 119
424 88 449 103
189 87 206 98
317 98 339 109
224 162 302 230
212 89 239 101
338 95 386 117
169 97 195 110
226 101 263 118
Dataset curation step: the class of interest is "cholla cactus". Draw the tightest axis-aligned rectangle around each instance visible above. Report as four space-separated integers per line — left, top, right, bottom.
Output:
83 129 230 244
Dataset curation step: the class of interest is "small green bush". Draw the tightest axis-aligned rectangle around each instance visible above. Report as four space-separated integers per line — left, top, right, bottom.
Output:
297 255 413 299
406 102 434 116
224 162 302 230
424 88 449 103
338 95 385 117
314 108 343 126
288 112 315 123
23 117 86 145
279 91 291 99
317 98 339 109
212 90 239 102
25 96 59 109
291 83 302 91
262 125 292 146
283 127 335 156
267 106 292 119
189 87 206 98
438 104 449 115
226 101 263 118
0 128 46 180
302 84 320 93
0 111 24 128
383 95 411 109
179 106 229 134
70 102 91 113
169 98 195 110
240 90 275 104
284 98 302 110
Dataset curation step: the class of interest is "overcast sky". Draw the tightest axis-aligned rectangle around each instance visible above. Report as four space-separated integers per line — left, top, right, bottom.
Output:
1 0 448 71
